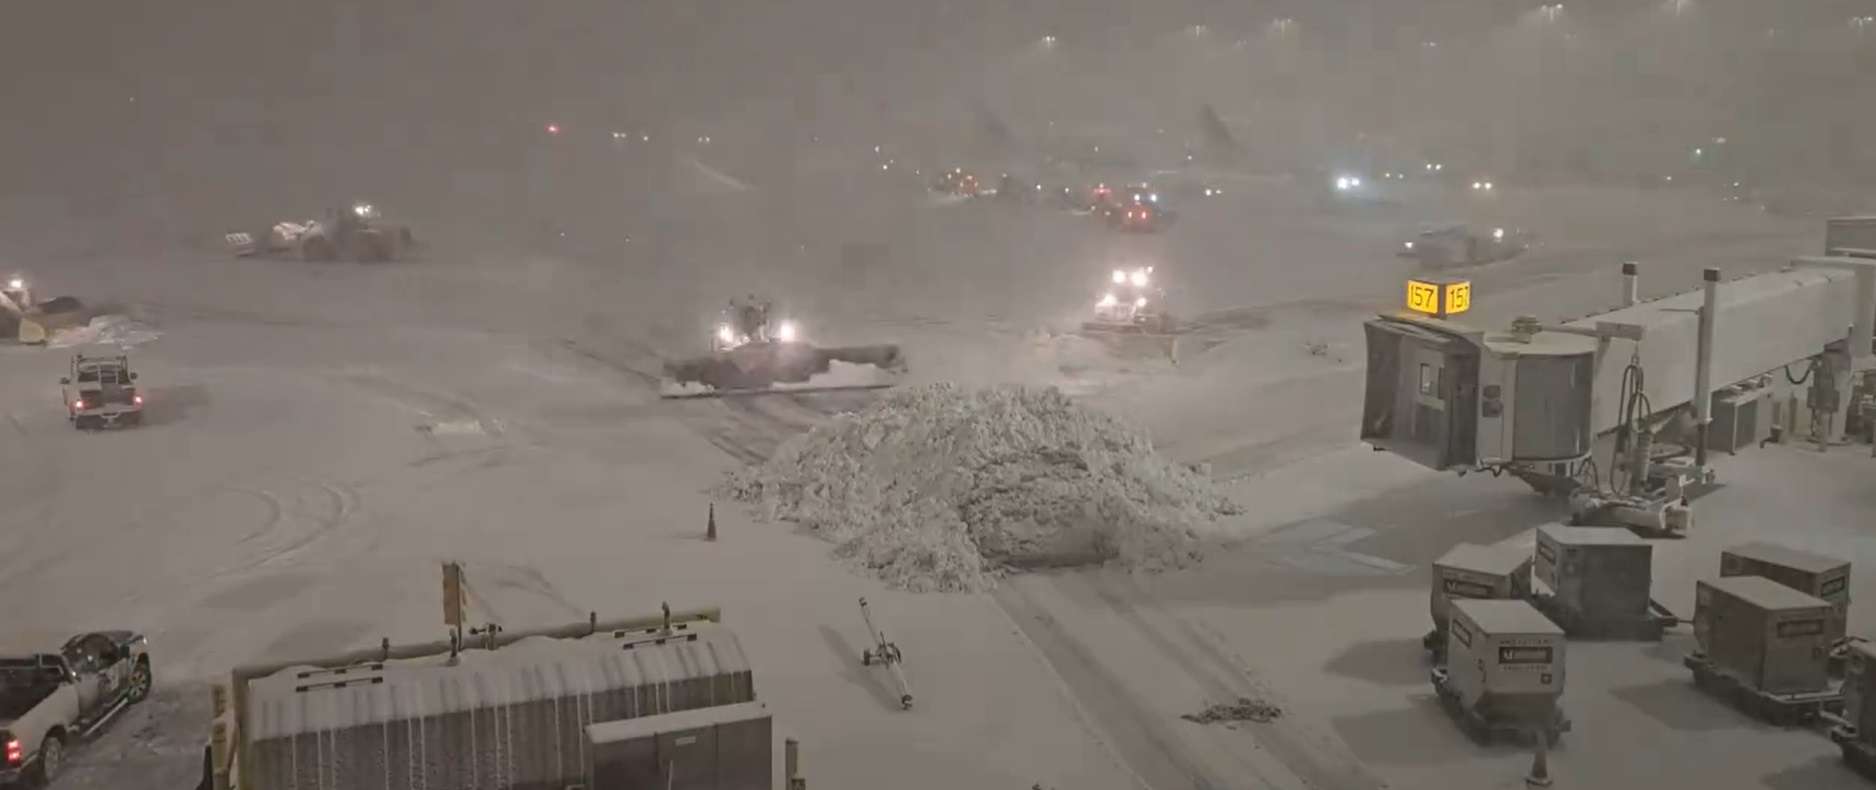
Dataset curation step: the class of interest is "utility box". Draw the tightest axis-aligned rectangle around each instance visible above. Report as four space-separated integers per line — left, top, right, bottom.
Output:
1720 542 1850 644
1436 599 1568 741
1533 524 1662 638
1710 386 1772 453
587 701 773 790
1695 576 1835 695
1428 543 1533 655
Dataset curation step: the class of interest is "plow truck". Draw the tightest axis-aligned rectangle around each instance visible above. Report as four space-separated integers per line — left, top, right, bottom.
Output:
0 274 88 344
660 295 906 398
225 202 415 262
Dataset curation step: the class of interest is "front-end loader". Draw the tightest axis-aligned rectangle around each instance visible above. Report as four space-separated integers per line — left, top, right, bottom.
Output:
660 297 907 398
225 202 415 262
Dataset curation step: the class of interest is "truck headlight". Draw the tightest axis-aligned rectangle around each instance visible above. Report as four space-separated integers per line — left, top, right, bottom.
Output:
5 278 21 290
1129 269 1149 287
1404 241 1414 250
1493 227 1505 240
1111 269 1126 284
776 321 799 342
1134 296 1148 308
1098 293 1118 307
353 203 373 217
716 324 736 345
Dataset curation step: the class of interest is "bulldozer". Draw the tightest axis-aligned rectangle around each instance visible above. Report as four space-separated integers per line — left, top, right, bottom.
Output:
1 273 89 344
660 297 907 398
225 202 415 262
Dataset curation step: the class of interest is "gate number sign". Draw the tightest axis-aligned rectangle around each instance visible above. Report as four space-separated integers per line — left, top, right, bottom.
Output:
1406 278 1471 318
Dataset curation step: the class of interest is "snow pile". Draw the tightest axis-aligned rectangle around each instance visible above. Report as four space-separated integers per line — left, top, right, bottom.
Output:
723 383 1240 592
1182 697 1283 725
49 314 162 349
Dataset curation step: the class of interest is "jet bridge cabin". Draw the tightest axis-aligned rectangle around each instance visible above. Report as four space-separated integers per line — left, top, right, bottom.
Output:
1363 311 1596 472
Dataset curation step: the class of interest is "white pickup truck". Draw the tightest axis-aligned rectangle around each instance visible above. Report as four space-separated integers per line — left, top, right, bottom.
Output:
0 631 152 786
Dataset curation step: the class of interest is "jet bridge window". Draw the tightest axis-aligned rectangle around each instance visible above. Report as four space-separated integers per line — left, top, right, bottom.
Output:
1419 363 1434 396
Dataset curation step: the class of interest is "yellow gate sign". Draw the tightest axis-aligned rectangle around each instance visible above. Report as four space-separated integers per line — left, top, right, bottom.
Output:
1405 277 1472 318
1445 281 1471 314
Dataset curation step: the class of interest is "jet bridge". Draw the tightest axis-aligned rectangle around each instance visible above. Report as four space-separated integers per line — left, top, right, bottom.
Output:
1361 221 1876 534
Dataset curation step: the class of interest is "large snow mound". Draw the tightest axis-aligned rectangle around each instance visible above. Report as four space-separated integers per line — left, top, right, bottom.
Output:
723 383 1240 592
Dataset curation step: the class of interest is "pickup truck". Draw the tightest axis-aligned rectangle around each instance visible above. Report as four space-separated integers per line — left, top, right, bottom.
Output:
60 354 144 429
1 631 152 785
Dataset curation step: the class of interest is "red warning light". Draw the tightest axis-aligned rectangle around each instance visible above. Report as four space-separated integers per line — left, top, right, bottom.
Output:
545 123 561 135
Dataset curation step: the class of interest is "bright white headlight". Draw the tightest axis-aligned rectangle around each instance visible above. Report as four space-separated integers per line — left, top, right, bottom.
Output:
1403 241 1414 250
1335 177 1351 191
1098 293 1118 307
1129 269 1149 287
1493 227 1506 240
1111 269 1126 284
717 324 736 344
1134 296 1148 308
776 321 798 342
353 203 373 217
5 278 21 290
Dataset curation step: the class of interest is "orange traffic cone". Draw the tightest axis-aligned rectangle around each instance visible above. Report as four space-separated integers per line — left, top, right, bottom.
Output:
707 503 718 542
1525 738 1553 788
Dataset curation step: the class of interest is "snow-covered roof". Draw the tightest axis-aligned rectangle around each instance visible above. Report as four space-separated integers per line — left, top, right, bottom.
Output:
244 622 751 741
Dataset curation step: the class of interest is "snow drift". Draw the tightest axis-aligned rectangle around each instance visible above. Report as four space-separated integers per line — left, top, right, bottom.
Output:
723 383 1240 592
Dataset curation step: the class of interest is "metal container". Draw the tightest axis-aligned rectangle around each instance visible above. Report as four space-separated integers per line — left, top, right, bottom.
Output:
238 621 754 790
1431 543 1534 634
587 700 772 790
1695 576 1835 695
1446 599 1566 726
1842 641 1876 745
1534 524 1654 627
1721 542 1850 643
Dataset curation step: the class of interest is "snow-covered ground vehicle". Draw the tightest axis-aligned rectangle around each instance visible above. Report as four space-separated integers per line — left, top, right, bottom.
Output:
225 202 415 262
1083 266 1175 334
0 274 86 344
1397 224 1534 269
0 632 153 785
198 608 781 790
660 297 907 397
60 353 144 429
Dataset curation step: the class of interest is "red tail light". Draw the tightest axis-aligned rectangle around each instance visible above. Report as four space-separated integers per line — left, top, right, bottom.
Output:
73 400 85 410
5 738 20 766
133 394 144 405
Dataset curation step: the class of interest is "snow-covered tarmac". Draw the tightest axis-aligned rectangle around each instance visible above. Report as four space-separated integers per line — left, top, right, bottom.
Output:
4 174 1867 789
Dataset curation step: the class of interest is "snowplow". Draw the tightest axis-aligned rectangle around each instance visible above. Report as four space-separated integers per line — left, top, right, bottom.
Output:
1397 224 1534 269
1082 266 1176 335
225 202 414 262
660 298 907 398
1 274 88 344
1080 266 1179 361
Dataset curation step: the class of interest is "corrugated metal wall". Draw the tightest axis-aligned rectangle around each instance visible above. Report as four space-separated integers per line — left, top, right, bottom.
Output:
244 628 754 789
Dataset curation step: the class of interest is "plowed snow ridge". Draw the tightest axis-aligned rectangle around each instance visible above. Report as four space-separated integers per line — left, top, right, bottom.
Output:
723 383 1241 592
